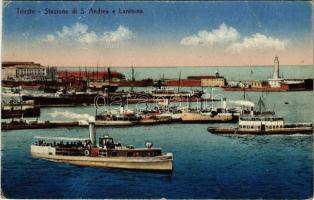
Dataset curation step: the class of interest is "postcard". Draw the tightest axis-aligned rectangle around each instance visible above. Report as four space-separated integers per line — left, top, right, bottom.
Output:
1 1 313 199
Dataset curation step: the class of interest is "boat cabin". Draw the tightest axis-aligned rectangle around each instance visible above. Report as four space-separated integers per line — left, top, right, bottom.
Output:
239 115 284 130
32 135 162 158
97 135 162 157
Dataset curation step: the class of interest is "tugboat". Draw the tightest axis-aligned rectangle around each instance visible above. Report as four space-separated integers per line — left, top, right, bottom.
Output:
31 122 173 172
207 112 313 135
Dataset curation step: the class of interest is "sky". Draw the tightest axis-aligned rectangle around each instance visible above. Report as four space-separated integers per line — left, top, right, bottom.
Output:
2 1 313 67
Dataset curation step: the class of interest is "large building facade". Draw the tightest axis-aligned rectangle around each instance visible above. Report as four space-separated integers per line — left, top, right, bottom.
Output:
2 62 56 81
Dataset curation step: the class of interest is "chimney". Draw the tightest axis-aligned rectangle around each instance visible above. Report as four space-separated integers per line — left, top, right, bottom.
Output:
89 122 96 147
250 106 254 116
222 98 227 110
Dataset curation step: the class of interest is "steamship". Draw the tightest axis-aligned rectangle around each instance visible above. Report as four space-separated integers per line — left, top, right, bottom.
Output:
22 90 102 106
30 123 173 172
207 112 313 135
181 98 239 123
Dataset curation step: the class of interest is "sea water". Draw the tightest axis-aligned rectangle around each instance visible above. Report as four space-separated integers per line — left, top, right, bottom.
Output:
1 66 313 198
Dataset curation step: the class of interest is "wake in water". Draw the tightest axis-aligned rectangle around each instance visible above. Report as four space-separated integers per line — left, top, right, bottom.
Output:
48 111 95 123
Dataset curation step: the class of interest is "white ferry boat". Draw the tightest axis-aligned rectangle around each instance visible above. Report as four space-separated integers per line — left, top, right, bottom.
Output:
31 123 173 172
208 113 313 135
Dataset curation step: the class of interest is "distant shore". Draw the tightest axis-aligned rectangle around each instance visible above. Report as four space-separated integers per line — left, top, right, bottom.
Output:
54 65 314 68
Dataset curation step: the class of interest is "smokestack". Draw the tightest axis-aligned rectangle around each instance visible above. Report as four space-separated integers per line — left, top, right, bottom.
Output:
250 106 254 116
89 122 96 147
222 98 227 110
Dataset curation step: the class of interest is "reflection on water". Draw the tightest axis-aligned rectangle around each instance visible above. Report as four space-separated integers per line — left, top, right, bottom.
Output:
221 134 312 146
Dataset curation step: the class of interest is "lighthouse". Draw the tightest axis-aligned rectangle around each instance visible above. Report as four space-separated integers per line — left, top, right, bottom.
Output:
273 56 280 79
268 56 283 88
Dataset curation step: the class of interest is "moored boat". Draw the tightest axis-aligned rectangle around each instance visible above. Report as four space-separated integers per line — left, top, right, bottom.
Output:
1 99 40 119
22 90 102 106
181 98 239 123
94 106 142 127
181 111 236 123
1 119 79 131
30 123 173 172
138 114 176 125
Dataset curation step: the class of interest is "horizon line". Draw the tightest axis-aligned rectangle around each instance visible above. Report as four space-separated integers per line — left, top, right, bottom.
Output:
2 61 313 68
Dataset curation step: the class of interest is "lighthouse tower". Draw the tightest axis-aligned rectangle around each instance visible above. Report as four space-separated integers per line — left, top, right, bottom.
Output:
273 56 280 79
268 56 283 87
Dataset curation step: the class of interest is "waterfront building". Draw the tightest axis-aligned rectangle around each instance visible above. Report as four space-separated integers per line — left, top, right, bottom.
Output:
164 72 226 87
188 73 226 87
246 81 269 88
200 77 225 87
2 62 47 81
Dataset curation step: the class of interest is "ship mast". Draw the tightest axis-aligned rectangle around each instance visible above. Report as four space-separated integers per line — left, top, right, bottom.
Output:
131 65 135 92
177 71 181 93
96 63 99 80
107 67 112 108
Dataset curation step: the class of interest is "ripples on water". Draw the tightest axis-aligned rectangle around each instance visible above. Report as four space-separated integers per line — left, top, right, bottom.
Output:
2 126 312 199
1 66 313 198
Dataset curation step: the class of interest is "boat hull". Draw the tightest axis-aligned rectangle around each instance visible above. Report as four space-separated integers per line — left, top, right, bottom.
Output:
207 127 313 135
94 120 135 126
22 95 99 106
1 121 79 131
31 151 173 173
138 118 178 125
182 112 236 123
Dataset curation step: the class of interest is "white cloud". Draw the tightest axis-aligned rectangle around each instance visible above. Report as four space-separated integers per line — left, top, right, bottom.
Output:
180 23 288 53
102 25 133 44
57 23 89 39
43 34 55 42
78 32 98 44
227 33 288 53
41 23 133 45
181 23 240 46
